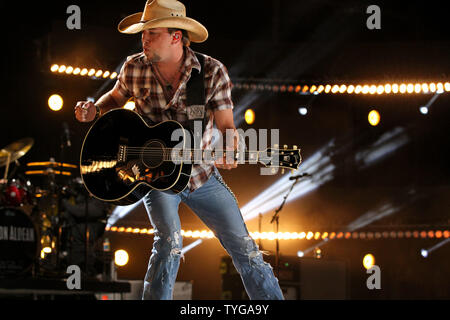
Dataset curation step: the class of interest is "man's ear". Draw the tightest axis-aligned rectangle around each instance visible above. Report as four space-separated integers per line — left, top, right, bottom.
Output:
172 31 182 43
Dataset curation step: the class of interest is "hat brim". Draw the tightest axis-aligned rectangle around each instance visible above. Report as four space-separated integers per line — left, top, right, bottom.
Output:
118 12 208 43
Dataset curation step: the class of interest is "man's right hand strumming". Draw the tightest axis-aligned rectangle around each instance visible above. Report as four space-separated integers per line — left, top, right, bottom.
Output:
74 101 97 122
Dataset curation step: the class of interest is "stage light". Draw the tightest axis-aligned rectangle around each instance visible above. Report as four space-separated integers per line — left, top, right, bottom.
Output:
399 84 406 93
65 66 74 74
406 83 413 93
368 110 380 126
123 101 136 110
435 231 442 238
331 85 339 93
107 199 142 227
58 65 66 73
80 68 88 76
414 83 421 93
115 249 129 266
43 247 52 254
347 85 355 94
295 85 301 93
110 72 118 79
48 94 63 111
298 107 308 115
420 106 429 114
310 85 317 94
376 85 384 94
88 68 96 76
339 84 347 93
354 85 362 94
369 85 377 94
392 83 399 93
297 251 304 257
50 64 59 72
436 82 444 93
362 85 370 94
384 84 391 94
429 83 436 92
420 249 428 258
95 70 103 78
73 67 81 75
363 253 375 269
314 247 322 259
306 232 314 240
244 108 255 124
317 85 324 93
103 71 110 78
324 85 331 93
445 82 450 92
421 83 429 93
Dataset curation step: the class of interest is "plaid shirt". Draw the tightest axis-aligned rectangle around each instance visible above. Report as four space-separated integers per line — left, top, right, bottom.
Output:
113 46 234 191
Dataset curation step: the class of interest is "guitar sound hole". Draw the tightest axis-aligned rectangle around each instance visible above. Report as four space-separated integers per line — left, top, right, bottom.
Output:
141 140 165 169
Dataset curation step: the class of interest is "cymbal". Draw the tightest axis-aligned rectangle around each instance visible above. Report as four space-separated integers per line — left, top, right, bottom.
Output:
26 161 78 169
0 138 34 167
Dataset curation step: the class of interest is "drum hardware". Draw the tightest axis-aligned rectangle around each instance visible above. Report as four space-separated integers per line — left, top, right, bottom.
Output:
0 135 111 281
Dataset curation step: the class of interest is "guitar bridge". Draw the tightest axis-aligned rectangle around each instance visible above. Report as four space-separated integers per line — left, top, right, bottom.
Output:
118 145 127 163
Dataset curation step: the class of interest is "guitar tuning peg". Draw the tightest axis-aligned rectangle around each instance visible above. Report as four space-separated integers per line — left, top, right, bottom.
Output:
283 144 288 149
281 168 285 174
293 145 298 150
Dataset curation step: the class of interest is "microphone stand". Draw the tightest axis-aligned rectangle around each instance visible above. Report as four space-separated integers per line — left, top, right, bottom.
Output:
270 173 308 277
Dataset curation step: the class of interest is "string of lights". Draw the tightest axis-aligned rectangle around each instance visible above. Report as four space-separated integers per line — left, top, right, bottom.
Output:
50 64 118 80
105 226 450 241
233 81 450 95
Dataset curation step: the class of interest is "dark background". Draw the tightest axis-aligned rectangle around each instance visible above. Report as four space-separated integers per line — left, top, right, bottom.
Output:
1 0 449 299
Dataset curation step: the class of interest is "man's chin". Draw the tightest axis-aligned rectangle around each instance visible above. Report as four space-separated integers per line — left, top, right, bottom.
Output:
144 51 161 63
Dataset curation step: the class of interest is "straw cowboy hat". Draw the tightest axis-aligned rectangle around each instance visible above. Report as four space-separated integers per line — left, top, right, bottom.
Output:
118 0 208 43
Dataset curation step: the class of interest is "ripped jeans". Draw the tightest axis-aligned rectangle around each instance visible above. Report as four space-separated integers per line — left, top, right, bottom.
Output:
142 168 284 300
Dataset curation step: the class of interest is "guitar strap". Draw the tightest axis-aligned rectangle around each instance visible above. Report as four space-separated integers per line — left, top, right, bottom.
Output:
185 52 207 146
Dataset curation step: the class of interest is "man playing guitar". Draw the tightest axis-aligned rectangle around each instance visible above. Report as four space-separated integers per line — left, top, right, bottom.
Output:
75 0 284 300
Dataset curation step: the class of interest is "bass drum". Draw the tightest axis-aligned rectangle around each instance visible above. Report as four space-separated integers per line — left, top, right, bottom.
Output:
0 207 38 278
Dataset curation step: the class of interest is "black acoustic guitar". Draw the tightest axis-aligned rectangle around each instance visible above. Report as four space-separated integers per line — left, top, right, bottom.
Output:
80 109 302 205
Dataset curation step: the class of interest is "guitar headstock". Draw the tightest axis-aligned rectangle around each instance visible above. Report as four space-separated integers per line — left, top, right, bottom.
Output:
259 144 302 170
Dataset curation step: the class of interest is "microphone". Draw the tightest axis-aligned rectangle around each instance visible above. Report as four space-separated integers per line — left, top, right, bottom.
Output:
289 173 311 180
62 122 71 147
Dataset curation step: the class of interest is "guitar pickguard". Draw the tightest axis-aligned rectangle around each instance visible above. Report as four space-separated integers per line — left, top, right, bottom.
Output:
115 156 176 186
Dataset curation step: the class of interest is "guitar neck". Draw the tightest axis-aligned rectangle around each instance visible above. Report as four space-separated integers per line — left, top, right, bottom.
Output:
119 145 301 169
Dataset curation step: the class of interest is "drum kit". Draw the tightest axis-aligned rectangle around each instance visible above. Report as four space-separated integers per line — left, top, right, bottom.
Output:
0 137 111 280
